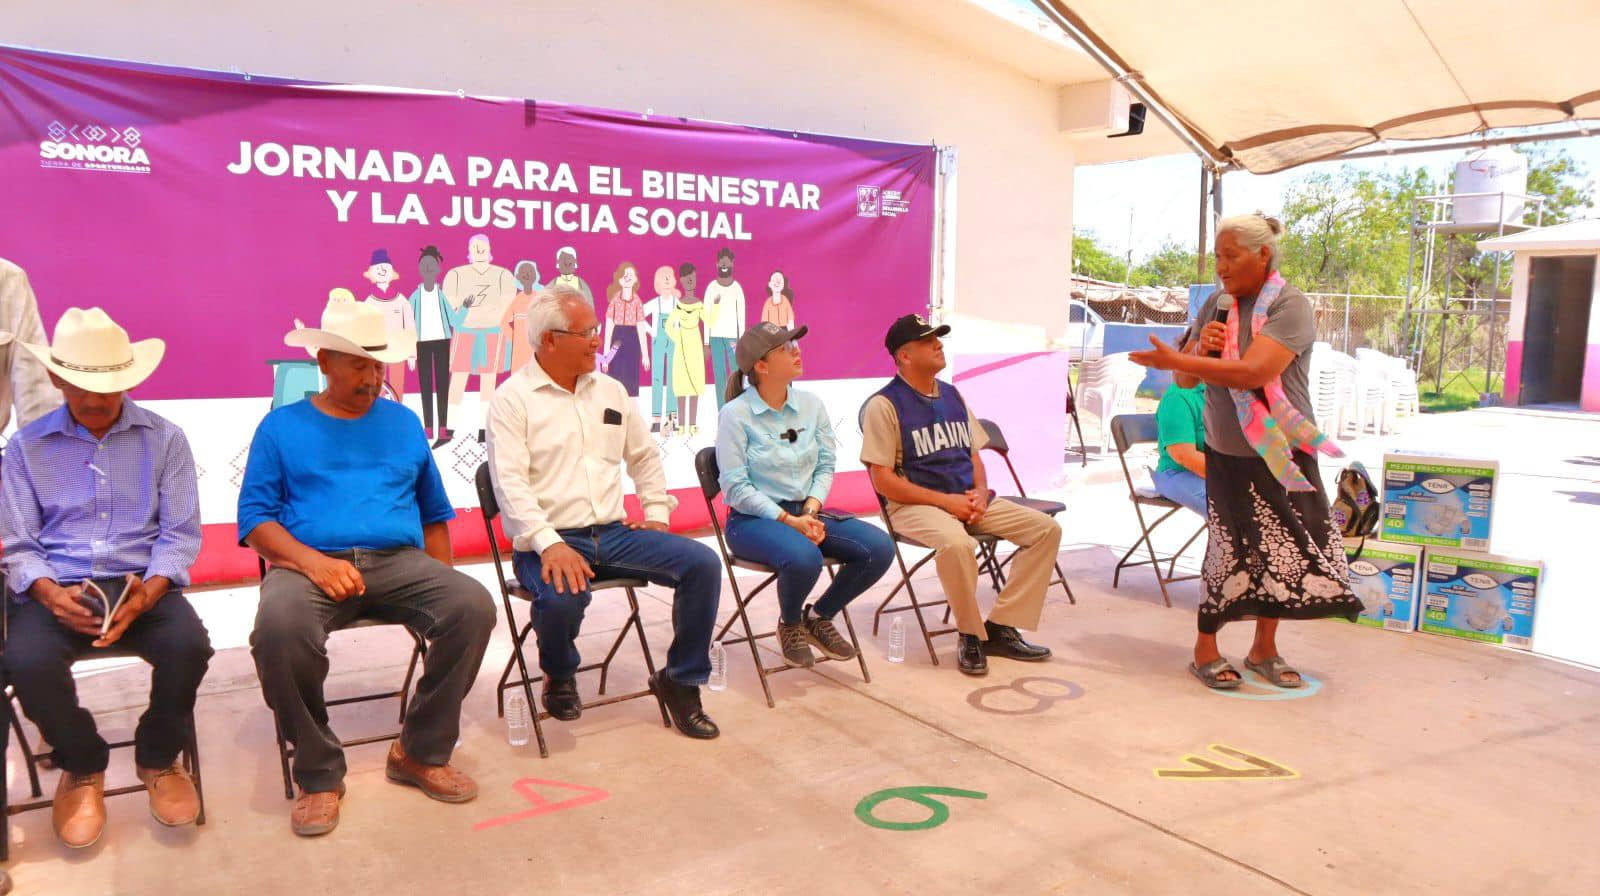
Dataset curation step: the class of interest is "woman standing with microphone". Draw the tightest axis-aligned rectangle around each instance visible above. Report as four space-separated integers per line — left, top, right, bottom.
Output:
715 323 895 669
1131 213 1361 690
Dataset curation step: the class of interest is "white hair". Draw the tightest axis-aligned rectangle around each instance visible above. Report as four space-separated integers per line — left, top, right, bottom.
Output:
526 286 586 349
555 245 577 265
1216 212 1285 268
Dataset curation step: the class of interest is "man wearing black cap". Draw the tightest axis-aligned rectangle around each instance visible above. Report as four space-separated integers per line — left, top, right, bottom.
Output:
860 315 1060 675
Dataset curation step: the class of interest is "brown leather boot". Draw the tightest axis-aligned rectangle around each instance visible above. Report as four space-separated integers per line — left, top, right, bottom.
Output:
290 783 345 837
137 763 200 826
53 771 106 849
384 741 477 803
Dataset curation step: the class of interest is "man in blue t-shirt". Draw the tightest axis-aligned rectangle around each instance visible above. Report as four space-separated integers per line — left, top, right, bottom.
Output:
238 295 495 838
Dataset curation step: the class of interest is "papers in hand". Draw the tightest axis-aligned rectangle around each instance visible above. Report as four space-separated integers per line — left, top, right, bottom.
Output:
79 578 130 638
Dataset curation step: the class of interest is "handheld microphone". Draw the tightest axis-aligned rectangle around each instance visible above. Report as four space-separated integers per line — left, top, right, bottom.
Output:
1206 295 1236 357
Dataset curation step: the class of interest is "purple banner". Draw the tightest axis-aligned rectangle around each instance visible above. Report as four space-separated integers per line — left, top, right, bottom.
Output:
0 46 935 401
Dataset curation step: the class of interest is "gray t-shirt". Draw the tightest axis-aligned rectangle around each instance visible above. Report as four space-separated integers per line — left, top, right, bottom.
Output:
1183 283 1316 457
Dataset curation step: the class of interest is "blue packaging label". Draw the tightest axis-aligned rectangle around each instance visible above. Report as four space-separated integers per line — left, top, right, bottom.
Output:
1381 458 1495 550
1420 552 1539 650
1345 544 1420 632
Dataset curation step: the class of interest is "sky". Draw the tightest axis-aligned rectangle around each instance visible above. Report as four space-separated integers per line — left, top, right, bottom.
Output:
1073 138 1600 264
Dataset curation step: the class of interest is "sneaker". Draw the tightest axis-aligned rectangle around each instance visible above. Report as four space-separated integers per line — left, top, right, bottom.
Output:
776 620 816 668
802 606 856 661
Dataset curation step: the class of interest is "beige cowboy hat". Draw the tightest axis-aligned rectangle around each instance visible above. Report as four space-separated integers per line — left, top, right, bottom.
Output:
286 288 416 364
20 307 165 393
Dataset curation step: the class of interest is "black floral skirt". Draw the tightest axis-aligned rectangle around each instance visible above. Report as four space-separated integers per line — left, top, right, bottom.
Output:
1199 448 1362 634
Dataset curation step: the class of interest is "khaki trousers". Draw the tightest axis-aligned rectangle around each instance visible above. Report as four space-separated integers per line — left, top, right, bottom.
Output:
887 498 1061 637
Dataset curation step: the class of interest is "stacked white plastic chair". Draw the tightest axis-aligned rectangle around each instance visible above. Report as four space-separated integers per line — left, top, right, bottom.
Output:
1384 354 1421 422
1309 343 1354 438
1077 352 1148 453
1349 348 1395 435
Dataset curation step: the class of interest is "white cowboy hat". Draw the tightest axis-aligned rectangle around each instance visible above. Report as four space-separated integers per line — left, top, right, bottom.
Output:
21 307 164 394
285 288 416 364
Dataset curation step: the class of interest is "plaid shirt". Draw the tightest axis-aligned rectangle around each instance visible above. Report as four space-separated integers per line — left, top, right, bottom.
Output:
1 401 201 599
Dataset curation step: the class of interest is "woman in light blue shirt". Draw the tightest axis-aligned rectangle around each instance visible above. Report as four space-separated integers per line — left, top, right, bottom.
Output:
716 323 894 669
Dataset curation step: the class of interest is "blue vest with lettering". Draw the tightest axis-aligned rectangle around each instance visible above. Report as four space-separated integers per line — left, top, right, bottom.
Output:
877 376 974 494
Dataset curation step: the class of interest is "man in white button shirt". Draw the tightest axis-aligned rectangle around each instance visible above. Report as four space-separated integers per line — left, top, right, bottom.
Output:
486 287 723 740
0 258 62 894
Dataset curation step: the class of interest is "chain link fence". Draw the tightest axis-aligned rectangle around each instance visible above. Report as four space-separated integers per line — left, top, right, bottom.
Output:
1306 292 1506 398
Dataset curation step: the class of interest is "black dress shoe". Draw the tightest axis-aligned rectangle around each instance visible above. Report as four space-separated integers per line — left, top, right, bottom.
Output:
957 634 989 676
648 670 720 739
541 677 582 721
982 621 1053 662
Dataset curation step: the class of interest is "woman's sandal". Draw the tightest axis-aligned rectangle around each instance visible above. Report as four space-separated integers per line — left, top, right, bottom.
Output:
1188 657 1243 690
1243 655 1304 689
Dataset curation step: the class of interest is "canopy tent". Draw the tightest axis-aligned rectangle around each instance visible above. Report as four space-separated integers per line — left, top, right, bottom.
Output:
1037 0 1600 173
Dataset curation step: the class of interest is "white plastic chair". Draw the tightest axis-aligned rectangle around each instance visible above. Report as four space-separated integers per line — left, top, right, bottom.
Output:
1309 344 1353 438
1077 352 1146 453
1385 356 1420 421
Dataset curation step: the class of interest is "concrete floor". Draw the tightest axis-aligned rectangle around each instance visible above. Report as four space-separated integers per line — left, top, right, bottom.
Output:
7 530 1599 895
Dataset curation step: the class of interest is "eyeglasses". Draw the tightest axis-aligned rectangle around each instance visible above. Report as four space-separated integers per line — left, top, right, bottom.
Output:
553 326 602 340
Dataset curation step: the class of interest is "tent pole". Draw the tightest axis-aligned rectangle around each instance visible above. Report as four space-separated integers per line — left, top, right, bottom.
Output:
1196 164 1210 281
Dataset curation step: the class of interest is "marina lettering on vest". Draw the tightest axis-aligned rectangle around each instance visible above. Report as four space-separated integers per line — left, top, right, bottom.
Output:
910 419 972 458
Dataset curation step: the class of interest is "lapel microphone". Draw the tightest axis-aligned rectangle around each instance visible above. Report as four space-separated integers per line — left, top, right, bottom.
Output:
781 427 805 443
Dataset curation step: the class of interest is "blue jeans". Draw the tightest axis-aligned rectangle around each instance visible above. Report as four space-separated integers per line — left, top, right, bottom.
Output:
1153 467 1207 516
724 502 895 624
512 523 722 686
709 336 738 408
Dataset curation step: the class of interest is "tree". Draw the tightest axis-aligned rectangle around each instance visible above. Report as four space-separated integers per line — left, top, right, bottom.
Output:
1276 165 1436 295
1518 144 1593 223
1072 230 1129 282
1131 239 1212 287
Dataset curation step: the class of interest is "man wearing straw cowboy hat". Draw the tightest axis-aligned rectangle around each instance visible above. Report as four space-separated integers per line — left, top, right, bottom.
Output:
239 290 494 837
0 306 210 851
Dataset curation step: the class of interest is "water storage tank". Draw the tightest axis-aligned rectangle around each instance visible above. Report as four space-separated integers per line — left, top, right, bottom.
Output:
1452 147 1528 227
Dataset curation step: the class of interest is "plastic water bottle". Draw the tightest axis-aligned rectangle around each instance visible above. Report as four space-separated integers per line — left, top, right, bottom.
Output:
505 694 531 746
708 641 728 692
887 617 906 663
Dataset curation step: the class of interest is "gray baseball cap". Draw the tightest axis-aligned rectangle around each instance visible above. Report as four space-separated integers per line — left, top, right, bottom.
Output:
735 322 808 374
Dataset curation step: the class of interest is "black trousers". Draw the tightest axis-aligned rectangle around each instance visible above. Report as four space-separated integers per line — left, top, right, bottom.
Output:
5 588 213 773
249 548 495 793
416 339 453 432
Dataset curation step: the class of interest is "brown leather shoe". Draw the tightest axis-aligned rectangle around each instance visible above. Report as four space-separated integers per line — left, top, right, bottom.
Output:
53 771 106 849
137 763 201 826
384 741 477 803
290 783 345 837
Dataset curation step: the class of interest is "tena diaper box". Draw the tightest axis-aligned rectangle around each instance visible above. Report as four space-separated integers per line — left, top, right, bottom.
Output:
1344 541 1423 632
1419 549 1541 650
1380 452 1497 550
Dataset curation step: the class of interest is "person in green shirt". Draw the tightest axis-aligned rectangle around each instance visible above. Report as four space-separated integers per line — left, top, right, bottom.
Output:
1152 380 1206 514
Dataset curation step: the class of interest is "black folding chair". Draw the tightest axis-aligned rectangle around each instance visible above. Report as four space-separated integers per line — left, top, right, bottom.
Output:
255 556 427 800
855 401 1007 664
1065 389 1088 467
2 611 206 858
1109 414 1208 608
473 464 669 759
976 418 1076 605
692 448 870 707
